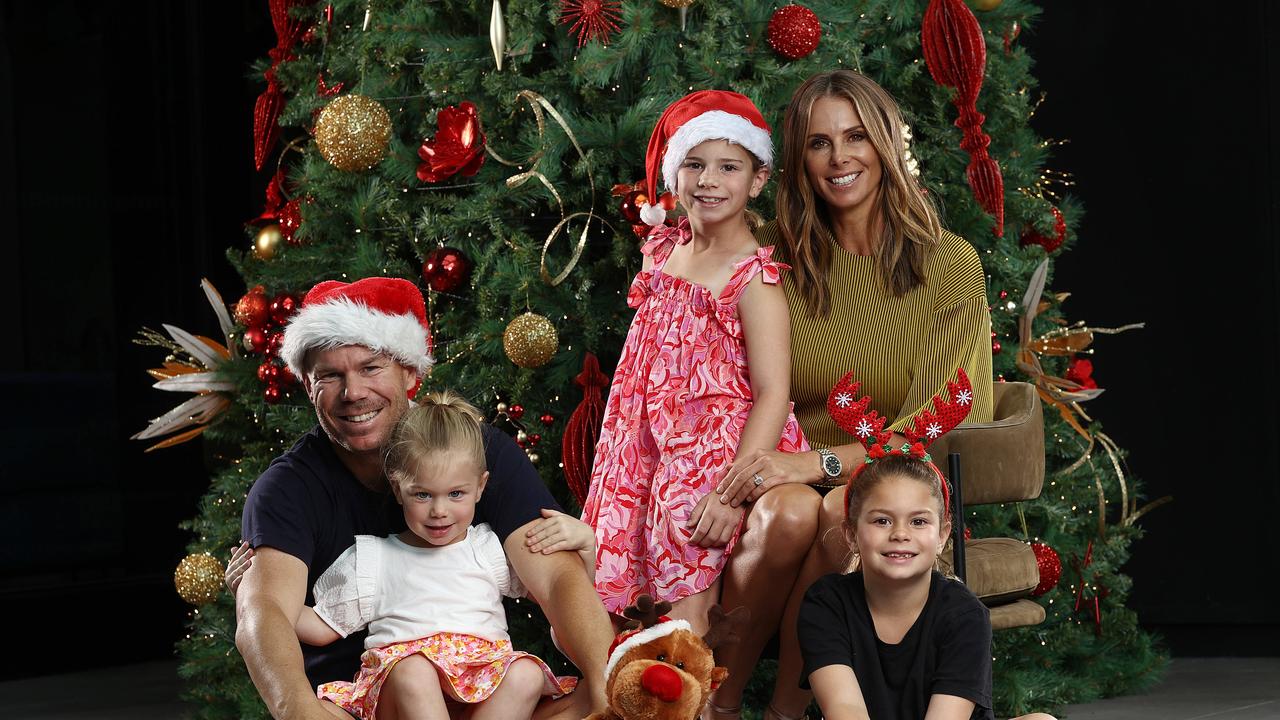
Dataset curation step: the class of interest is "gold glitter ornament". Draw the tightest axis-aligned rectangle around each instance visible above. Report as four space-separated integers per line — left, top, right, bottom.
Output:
972 0 1003 10
253 223 284 260
175 553 224 606
314 95 392 172
503 312 558 368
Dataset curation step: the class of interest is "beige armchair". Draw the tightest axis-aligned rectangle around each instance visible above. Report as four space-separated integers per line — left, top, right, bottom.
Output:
931 381 1047 630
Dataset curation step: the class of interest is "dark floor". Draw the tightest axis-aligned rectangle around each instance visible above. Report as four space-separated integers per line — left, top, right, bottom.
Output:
2 657 1277 719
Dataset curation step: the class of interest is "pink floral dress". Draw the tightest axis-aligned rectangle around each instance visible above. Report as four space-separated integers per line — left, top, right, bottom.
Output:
582 217 808 614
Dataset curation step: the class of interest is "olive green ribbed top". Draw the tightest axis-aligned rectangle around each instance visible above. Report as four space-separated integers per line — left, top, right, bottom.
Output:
757 220 993 448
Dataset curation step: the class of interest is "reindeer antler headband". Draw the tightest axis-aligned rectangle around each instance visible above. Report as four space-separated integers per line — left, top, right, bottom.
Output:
826 369 974 520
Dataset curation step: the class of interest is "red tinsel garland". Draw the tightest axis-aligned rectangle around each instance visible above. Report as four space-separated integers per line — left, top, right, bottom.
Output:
921 0 1004 236
563 353 610 506
254 0 314 170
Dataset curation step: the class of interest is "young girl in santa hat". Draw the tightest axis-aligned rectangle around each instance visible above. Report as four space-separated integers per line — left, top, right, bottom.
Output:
581 90 808 635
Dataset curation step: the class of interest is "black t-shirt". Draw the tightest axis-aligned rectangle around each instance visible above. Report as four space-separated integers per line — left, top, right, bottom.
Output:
797 571 994 720
241 423 561 687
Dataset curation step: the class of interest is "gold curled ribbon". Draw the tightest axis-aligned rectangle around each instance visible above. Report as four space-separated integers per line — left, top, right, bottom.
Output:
485 90 609 286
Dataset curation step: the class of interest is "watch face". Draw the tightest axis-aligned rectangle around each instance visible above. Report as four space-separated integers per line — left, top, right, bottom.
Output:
823 453 841 477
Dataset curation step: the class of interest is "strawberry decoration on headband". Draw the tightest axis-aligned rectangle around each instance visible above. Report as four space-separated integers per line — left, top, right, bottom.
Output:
638 90 774 226
827 369 974 520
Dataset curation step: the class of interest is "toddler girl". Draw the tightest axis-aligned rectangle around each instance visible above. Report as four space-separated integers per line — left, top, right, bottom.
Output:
798 372 1054 720
582 90 808 632
292 392 576 720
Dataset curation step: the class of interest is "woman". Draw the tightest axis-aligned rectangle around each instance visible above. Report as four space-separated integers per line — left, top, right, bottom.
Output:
706 70 994 720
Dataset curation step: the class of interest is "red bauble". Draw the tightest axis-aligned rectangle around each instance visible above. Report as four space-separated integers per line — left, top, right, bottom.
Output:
279 198 304 245
278 364 298 386
540 413 555 426
1030 542 1062 597
767 5 822 60
266 331 285 357
269 294 298 326
509 404 525 420
1020 206 1067 253
257 360 281 384
619 190 648 224
263 383 283 404
417 102 486 183
529 433 541 447
991 340 1002 354
243 327 270 354
963 527 973 540
421 246 473 294
563 353 611 506
235 287 270 329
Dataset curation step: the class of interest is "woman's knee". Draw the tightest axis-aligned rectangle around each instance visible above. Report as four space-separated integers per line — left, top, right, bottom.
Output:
751 485 821 545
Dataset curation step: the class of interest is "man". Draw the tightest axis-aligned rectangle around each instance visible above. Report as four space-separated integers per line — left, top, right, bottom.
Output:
233 277 612 719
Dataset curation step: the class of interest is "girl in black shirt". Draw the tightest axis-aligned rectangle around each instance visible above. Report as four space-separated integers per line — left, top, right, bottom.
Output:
797 452 1056 720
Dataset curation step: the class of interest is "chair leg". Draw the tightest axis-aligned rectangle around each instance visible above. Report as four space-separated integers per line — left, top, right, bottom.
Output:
948 453 966 585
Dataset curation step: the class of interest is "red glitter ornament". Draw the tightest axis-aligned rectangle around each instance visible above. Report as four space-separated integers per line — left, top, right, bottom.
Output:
235 287 270 329
563 353 610 505
279 198 304 245
258 360 281 384
1020 206 1067 253
269 294 299 326
766 5 822 60
560 0 622 48
417 102 487 183
921 0 1005 235
1030 542 1061 597
509 404 525 420
421 246 473 294
266 331 285 357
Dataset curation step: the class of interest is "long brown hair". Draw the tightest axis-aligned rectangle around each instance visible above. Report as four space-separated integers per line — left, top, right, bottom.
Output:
776 70 943 317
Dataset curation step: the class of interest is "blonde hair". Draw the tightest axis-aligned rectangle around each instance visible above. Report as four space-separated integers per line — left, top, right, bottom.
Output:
384 390 485 488
776 70 944 316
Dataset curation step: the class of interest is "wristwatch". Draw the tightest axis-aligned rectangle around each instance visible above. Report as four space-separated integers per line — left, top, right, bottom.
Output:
817 448 843 480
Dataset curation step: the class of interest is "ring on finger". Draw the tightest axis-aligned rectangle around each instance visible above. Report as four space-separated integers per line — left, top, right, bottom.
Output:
752 473 765 487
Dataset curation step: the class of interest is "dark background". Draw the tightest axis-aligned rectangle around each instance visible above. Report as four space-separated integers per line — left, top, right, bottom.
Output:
1 0 1275 677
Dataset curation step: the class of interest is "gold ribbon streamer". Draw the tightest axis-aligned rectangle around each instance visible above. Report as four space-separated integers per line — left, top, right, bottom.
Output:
485 90 608 286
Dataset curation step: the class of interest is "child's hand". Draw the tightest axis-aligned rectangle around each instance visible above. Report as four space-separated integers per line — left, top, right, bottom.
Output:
686 493 745 548
225 541 254 597
525 509 595 555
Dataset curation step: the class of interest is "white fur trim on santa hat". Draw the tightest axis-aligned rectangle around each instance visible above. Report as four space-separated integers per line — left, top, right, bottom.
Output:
661 110 773 194
280 297 434 379
604 619 692 681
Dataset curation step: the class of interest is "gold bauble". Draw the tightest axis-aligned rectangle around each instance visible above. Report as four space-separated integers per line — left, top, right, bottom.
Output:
659 0 696 7
971 0 1002 10
503 312 558 368
175 553 224 606
314 94 392 172
253 223 284 260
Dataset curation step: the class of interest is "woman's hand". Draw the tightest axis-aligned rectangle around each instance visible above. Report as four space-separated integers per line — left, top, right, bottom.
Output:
225 540 254 597
716 448 823 508
687 492 746 548
525 509 595 555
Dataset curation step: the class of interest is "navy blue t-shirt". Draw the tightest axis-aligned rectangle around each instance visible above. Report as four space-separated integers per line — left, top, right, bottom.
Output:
798 571 994 720
241 423 561 688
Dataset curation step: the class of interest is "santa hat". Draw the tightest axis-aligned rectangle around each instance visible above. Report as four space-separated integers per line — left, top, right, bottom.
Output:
281 277 433 384
603 616 691 681
639 90 773 226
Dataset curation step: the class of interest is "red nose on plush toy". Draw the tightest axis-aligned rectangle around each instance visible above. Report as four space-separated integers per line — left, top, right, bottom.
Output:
640 663 683 703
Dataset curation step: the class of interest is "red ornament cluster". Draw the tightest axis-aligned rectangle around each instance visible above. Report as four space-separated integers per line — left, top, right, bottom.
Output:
421 246 473 294
1065 356 1097 390
1020 206 1066 253
1030 542 1061 597
612 180 676 238
418 102 487 183
236 285 302 403
766 5 822 60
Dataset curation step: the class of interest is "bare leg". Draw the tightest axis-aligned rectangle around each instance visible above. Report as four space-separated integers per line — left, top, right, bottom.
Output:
706 484 821 718
470 658 546 720
669 579 721 636
763 486 853 718
376 654 451 720
506 526 612 720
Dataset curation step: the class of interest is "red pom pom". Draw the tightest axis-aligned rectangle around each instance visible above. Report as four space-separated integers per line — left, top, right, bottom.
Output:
868 445 887 459
767 5 822 60
1030 542 1062 597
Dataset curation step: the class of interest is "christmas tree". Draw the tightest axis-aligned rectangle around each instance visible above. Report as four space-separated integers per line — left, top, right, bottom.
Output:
145 0 1166 716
